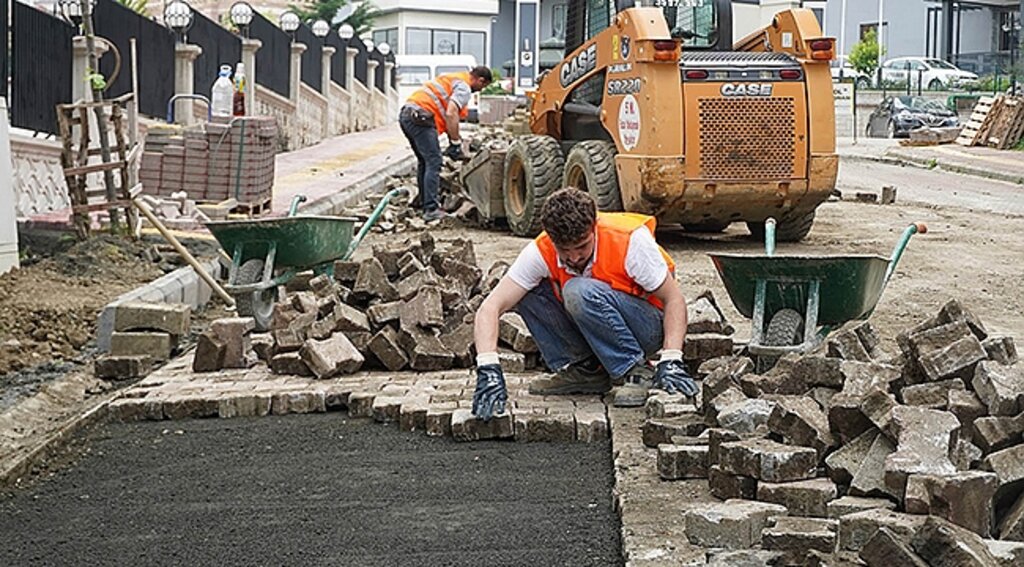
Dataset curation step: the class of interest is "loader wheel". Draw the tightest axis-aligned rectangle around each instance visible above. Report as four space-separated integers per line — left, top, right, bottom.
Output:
234 259 277 332
503 135 565 237
562 141 621 211
682 221 730 233
747 210 817 243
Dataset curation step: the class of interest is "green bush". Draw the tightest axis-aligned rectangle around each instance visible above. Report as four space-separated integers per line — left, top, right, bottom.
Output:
849 29 884 77
481 68 509 96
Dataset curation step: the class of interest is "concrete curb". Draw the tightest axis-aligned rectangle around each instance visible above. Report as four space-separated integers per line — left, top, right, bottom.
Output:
842 151 1024 186
305 154 417 216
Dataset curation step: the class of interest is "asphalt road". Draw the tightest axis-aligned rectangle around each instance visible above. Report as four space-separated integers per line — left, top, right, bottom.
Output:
1 415 622 567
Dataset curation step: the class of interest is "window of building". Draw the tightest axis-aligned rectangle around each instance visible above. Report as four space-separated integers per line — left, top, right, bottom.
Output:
552 3 567 40
405 28 488 65
372 28 399 52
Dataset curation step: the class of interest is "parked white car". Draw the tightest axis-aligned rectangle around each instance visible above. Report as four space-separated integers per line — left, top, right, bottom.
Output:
830 60 872 89
879 57 978 90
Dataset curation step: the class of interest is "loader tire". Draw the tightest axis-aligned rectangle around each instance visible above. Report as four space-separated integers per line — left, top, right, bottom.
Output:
563 141 621 211
682 221 730 233
234 259 276 332
503 135 565 237
747 210 817 243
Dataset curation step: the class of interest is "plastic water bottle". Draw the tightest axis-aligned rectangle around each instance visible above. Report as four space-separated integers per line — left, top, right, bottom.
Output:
211 65 234 117
232 62 246 117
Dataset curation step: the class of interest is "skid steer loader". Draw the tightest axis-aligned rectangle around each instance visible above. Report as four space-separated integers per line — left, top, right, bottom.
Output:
462 0 838 241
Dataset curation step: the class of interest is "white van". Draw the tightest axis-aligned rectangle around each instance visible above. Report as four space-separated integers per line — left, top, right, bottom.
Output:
396 54 480 121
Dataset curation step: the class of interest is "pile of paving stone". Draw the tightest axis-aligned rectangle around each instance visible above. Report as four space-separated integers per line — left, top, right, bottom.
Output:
193 233 544 377
97 302 194 381
644 299 1024 564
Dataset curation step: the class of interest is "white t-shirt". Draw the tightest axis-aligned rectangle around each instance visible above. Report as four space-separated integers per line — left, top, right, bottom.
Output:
506 227 670 293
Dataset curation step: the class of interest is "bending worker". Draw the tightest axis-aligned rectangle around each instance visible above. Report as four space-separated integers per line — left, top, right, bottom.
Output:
471 188 698 420
398 66 492 222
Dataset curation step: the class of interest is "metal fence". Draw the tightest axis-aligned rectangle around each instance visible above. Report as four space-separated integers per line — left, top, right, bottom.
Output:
371 50 386 92
93 0 175 119
388 52 396 90
189 11 242 100
250 13 290 98
10 3 74 134
326 34 348 88
0 0 8 101
353 39 369 86
295 24 322 92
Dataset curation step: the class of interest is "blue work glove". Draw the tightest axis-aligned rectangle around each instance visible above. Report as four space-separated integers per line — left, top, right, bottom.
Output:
443 143 465 160
653 359 699 397
472 364 507 421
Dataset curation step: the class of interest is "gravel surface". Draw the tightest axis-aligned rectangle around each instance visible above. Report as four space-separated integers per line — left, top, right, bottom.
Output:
0 414 622 567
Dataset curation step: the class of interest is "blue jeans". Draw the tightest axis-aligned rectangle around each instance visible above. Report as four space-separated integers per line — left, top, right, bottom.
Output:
513 278 664 379
398 109 441 212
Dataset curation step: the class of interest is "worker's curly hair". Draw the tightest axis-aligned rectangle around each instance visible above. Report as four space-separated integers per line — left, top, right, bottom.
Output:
541 188 597 245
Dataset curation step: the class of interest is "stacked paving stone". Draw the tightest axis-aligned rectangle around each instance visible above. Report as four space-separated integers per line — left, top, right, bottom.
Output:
96 302 192 380
192 317 258 372
139 118 277 209
252 233 539 378
648 299 1024 564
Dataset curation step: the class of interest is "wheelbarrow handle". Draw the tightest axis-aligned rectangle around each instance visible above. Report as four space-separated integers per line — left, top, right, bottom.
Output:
288 195 308 217
884 222 928 285
764 218 777 257
343 187 411 260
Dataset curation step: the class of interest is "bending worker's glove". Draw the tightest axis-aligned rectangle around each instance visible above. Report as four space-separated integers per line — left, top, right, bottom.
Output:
472 353 508 421
653 350 699 397
443 143 465 160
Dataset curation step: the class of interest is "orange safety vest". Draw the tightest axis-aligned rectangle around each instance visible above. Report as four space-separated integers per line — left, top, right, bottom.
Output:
535 212 676 310
407 72 472 134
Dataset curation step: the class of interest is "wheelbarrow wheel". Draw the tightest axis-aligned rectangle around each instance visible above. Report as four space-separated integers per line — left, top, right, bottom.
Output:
758 308 805 372
234 259 276 332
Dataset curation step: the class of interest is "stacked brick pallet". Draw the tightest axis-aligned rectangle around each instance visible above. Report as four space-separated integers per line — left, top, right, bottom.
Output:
139 117 277 213
647 299 1023 564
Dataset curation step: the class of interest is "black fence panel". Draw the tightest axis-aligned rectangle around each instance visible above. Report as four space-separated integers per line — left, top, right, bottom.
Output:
326 34 348 88
11 3 74 134
295 24 321 91
94 0 175 119
249 13 290 98
189 11 241 99
371 50 386 92
387 52 396 90
353 39 368 86
0 0 8 100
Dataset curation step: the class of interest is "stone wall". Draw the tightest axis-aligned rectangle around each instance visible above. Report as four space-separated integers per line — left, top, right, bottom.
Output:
10 134 70 218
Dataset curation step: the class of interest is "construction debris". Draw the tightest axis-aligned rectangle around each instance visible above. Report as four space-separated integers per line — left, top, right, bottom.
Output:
957 95 1024 149
650 298 1023 562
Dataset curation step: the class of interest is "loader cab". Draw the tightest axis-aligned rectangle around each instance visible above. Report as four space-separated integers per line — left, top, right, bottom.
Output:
565 0 732 56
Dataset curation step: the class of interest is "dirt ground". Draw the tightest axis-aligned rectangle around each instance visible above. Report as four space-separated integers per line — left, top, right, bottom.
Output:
362 161 1024 352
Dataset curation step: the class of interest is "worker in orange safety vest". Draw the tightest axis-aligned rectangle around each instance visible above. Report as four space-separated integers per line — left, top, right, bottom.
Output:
399 66 492 222
470 188 698 420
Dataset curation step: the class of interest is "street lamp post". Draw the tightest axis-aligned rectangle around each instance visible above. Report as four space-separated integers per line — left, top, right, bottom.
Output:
163 0 194 43
58 0 96 32
279 10 300 40
229 1 254 39
338 23 354 44
1003 14 1021 95
312 19 330 44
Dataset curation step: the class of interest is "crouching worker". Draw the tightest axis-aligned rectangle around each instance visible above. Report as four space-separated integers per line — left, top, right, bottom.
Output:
470 188 698 420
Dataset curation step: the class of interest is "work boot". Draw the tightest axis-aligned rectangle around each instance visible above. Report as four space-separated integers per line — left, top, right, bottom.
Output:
528 358 610 395
612 362 655 408
422 208 452 222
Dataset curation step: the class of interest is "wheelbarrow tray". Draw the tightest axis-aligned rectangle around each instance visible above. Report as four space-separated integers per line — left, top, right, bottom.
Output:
205 215 357 270
709 253 891 327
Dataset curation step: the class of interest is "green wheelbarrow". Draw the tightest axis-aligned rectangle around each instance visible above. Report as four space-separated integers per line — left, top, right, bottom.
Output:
709 219 927 370
205 188 408 330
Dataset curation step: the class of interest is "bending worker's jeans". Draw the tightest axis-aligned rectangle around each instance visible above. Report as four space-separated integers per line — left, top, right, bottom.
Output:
513 278 664 379
398 110 441 213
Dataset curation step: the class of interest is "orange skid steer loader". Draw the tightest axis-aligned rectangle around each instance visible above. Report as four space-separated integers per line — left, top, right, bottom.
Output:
463 0 838 241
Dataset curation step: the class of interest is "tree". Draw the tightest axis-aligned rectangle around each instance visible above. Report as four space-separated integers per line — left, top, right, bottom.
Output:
290 0 379 36
849 28 884 77
117 0 148 16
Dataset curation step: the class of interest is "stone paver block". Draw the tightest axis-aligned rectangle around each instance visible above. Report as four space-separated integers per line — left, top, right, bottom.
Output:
986 540 1024 567
371 395 404 423
398 327 455 371
251 333 275 362
400 286 444 331
440 321 474 368
657 444 708 480
704 386 748 423
425 403 457 437
973 361 1024 416
210 317 255 369
757 478 838 518
686 294 730 335
911 516 999 566
851 430 897 499
762 517 838 563
982 444 1024 504
272 328 305 353
642 415 706 447
163 396 218 420
95 355 152 381
827 496 896 519
683 333 734 362
701 357 753 401
366 301 401 328
825 428 878 485
858 527 928 567
574 408 608 442
397 399 430 433
395 268 440 301
683 499 788 549
498 312 537 353
332 302 371 334
900 378 964 409
271 391 326 415
709 465 757 500
983 336 1018 366
353 257 398 301
838 509 927 552
919 335 986 382
115 301 191 338
300 334 364 379
716 398 776 436
217 394 271 418
705 550 782 566
110 331 173 362
718 438 818 483
346 391 375 418
947 389 987 426
827 327 873 361
108 399 156 422
768 395 835 458
883 406 960 498
708 427 741 466
972 412 1024 454
269 352 312 376
645 392 692 419
514 412 575 442
368 326 408 371
904 471 998 536
451 409 513 441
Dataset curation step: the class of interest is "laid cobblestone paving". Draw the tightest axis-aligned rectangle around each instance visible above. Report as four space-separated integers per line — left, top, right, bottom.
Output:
110 352 608 444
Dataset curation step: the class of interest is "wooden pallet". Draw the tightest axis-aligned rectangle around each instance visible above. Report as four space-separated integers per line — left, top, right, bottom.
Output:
232 198 273 217
987 97 1024 150
57 94 141 238
956 96 1000 146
